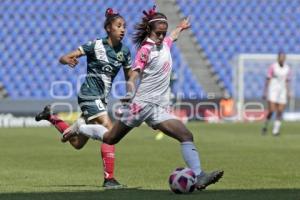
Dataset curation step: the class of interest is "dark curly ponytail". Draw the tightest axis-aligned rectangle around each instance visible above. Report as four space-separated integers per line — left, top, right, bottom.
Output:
133 6 168 49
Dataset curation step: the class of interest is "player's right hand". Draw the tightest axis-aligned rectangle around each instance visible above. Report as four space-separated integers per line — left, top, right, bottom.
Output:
66 57 79 68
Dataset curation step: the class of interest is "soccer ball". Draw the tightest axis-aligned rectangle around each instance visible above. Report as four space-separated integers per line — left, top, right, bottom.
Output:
169 167 197 194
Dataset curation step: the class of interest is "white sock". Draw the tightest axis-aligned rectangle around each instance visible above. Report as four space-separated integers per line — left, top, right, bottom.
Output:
181 141 202 176
79 124 108 141
272 120 281 134
63 117 85 135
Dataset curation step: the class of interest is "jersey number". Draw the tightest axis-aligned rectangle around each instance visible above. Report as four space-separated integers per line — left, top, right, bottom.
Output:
95 99 104 110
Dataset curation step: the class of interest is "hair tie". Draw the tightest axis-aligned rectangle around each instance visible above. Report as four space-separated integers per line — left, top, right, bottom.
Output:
105 8 118 17
143 5 156 19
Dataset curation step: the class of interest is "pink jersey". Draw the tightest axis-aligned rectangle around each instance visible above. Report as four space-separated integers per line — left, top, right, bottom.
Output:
267 62 291 90
132 37 173 107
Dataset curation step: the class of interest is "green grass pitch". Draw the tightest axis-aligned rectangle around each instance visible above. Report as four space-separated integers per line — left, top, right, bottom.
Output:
0 122 299 200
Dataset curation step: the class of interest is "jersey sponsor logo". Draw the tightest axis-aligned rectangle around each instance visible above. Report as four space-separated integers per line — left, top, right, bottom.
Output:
116 52 124 62
102 65 113 73
95 99 105 110
140 52 148 62
114 61 122 67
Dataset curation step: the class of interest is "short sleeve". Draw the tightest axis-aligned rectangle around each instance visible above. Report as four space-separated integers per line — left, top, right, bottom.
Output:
79 40 95 56
133 46 151 71
163 36 173 48
123 49 132 69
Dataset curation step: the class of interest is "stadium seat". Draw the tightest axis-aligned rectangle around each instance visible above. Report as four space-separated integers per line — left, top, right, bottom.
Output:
177 0 300 97
0 0 205 100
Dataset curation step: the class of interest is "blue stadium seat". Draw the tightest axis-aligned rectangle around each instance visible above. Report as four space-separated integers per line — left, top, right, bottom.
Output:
1 0 205 99
6 0 300 100
177 0 300 96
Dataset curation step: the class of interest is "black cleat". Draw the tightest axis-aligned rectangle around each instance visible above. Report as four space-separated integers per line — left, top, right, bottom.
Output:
196 170 224 190
35 105 51 121
261 127 267 135
102 178 126 189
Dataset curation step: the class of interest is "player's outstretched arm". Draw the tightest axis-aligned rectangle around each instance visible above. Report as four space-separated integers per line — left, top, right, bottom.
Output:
59 49 84 68
169 17 191 42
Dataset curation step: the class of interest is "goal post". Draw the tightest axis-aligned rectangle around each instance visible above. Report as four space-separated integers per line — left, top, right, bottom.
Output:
232 54 300 121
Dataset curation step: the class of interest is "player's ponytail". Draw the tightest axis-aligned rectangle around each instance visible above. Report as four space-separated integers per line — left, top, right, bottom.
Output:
104 8 123 33
133 6 168 49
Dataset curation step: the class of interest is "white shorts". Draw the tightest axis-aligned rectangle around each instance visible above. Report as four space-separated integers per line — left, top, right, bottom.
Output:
120 102 176 128
267 88 287 104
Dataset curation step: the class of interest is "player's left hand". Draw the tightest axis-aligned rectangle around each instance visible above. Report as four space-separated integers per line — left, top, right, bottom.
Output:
178 17 191 30
120 92 133 103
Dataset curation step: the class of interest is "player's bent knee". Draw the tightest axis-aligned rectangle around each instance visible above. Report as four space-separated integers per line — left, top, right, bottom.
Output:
105 139 118 145
71 142 85 150
173 132 193 143
103 135 119 145
105 140 115 145
181 132 194 142
69 137 86 150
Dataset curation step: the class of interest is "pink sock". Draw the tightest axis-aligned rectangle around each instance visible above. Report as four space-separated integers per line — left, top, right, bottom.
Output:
48 115 69 134
101 143 115 179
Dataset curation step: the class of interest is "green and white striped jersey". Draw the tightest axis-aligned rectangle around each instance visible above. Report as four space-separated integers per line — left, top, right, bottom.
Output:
78 37 131 103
